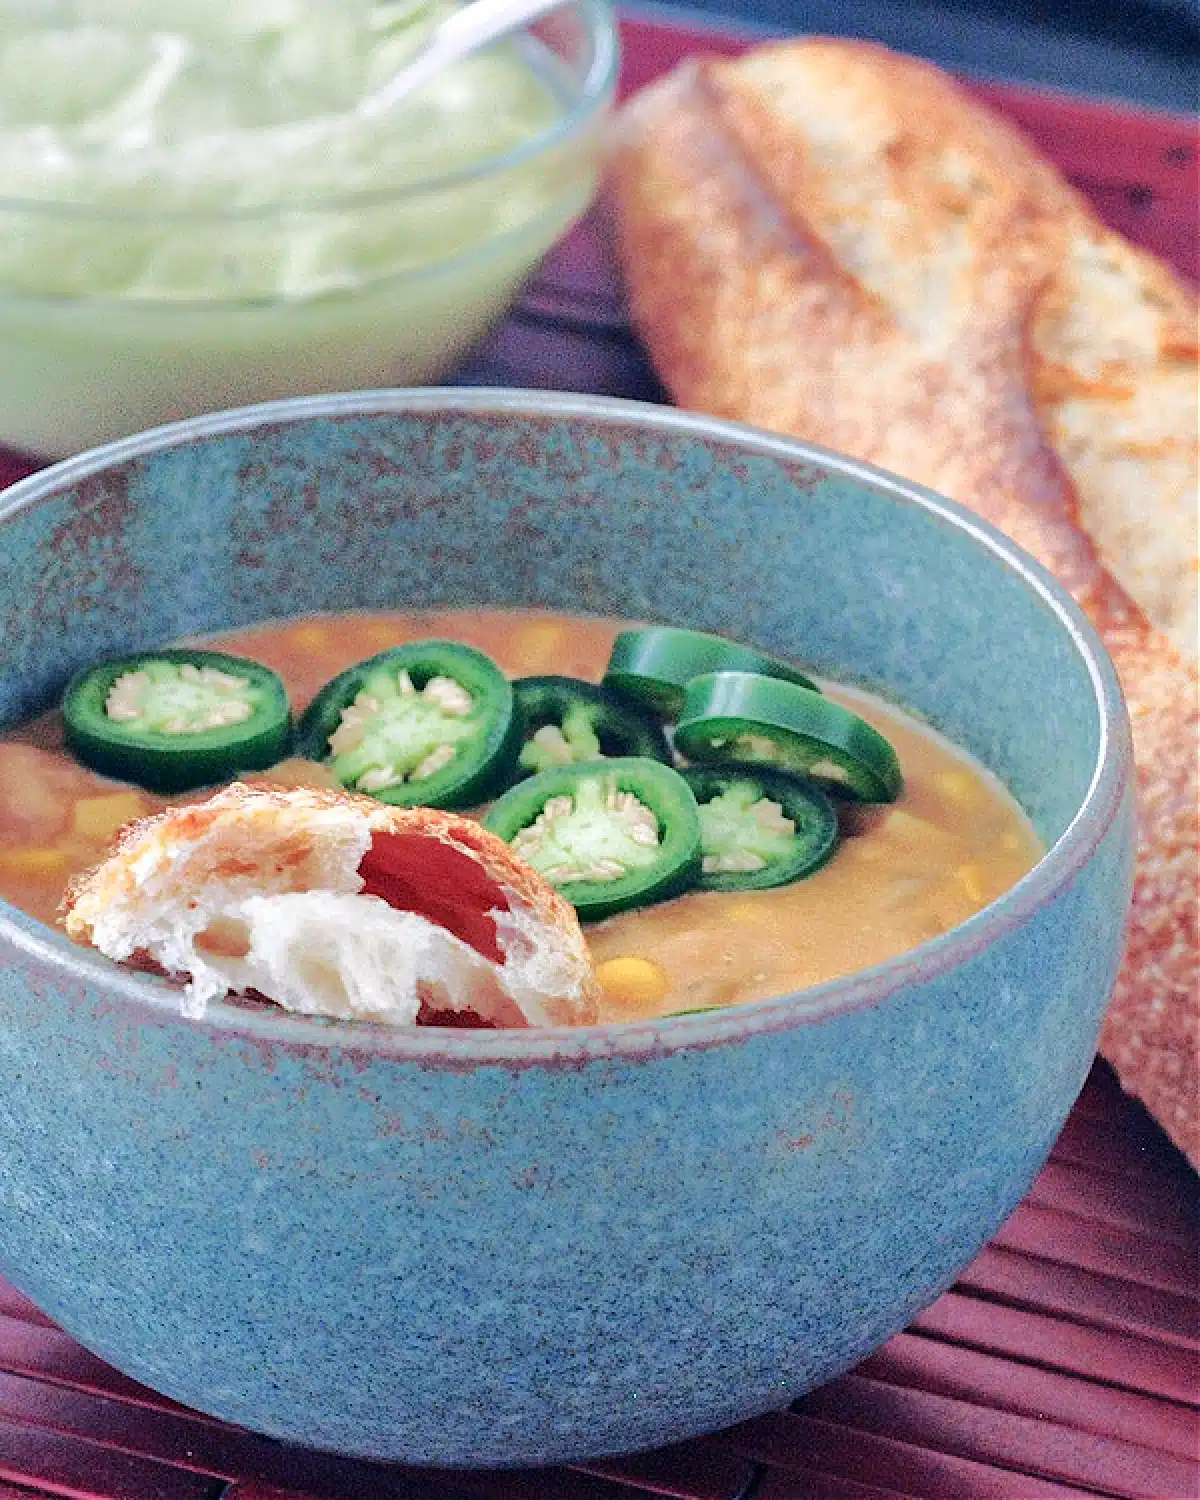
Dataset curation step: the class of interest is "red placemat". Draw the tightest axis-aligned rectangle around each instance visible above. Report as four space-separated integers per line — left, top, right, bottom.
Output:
1 13 1197 1499
0 1063 1195 1500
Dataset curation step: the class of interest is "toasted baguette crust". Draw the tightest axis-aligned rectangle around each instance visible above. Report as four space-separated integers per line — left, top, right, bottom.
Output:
64 782 584 942
64 783 598 1026
611 41 1199 1166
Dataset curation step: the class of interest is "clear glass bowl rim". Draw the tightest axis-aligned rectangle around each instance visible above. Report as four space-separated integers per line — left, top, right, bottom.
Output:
0 0 619 224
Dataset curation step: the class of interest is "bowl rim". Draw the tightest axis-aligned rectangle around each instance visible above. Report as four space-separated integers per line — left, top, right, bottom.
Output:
0 387 1133 1067
0 0 618 223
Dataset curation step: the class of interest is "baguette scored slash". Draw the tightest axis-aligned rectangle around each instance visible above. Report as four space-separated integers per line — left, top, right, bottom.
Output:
611 40 1199 1167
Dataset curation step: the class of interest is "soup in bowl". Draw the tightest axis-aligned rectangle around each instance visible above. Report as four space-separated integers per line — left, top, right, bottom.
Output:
0 391 1133 1466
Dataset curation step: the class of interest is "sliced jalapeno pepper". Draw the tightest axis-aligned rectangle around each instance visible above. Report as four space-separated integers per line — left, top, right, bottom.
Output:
483 757 702 920
681 766 839 891
513 675 671 779
675 672 903 803
62 649 292 794
294 642 518 809
603 626 819 719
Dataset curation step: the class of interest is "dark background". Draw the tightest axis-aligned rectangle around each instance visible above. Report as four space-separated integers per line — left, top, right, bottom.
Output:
636 0 1200 110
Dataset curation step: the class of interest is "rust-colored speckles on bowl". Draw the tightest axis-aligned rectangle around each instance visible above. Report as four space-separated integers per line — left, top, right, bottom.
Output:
0 390 1132 1467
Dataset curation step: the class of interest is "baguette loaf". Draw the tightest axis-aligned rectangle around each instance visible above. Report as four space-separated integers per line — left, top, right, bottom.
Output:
610 40 1199 1166
65 782 599 1027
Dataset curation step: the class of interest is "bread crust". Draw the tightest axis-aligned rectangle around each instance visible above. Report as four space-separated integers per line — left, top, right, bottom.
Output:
611 40 1198 1166
64 782 598 1026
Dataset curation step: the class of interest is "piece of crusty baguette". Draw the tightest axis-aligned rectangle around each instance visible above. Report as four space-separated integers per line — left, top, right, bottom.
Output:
64 782 598 1027
610 40 1199 1167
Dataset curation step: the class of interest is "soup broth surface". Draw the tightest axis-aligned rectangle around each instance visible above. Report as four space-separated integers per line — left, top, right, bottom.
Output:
0 610 1041 1022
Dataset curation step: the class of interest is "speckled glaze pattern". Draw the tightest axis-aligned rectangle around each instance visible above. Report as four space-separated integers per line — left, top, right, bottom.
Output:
0 392 1134 1467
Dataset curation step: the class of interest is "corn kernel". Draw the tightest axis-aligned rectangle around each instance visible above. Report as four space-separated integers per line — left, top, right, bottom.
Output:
72 792 148 842
596 956 670 1010
725 899 771 925
0 847 72 877
288 624 334 653
515 623 567 670
361 623 408 650
935 770 978 807
877 809 965 858
956 863 987 904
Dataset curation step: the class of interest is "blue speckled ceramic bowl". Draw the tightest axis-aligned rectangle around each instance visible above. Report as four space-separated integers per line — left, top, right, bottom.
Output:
0 391 1133 1467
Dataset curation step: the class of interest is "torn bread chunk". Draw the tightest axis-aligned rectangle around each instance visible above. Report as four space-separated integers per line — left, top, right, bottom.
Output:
63 783 598 1027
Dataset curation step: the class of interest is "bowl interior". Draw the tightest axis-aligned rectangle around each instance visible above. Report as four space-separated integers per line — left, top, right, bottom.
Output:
0 394 1108 859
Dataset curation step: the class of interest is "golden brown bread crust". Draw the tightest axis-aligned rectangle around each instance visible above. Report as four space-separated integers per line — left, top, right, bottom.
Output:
64 782 572 942
611 40 1199 1166
64 782 584 940
64 782 598 1024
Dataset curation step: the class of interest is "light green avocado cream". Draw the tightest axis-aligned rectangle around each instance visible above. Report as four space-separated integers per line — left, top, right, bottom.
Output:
0 0 571 299
0 0 604 453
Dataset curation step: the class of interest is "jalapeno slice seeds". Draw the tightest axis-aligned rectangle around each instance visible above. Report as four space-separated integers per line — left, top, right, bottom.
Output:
676 672 903 803
62 649 292 794
295 642 518 809
483 757 702 919
682 766 840 890
514 676 671 778
603 626 819 719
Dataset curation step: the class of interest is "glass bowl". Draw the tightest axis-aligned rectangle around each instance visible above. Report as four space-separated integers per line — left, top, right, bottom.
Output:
0 0 617 456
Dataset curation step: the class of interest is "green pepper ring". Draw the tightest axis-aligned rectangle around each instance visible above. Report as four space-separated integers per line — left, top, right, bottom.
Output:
603 626 820 719
511 675 672 779
483 756 703 921
682 766 841 891
294 641 520 809
62 648 292 794
675 671 903 803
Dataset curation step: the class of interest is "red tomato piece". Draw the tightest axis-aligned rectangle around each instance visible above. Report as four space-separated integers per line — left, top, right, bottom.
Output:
358 831 510 963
